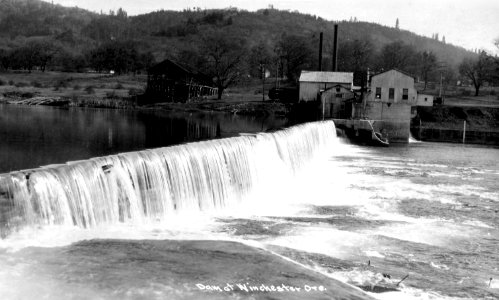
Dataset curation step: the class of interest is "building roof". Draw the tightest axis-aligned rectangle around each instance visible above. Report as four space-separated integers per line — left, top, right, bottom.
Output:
371 68 415 79
148 59 213 85
299 71 353 84
324 84 353 93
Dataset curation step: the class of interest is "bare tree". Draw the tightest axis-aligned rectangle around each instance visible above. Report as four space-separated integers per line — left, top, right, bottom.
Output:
200 29 247 99
377 41 417 74
275 34 313 82
458 51 493 96
419 51 438 90
338 39 374 72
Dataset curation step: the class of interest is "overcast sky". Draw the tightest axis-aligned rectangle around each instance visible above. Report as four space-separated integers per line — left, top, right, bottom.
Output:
50 0 499 54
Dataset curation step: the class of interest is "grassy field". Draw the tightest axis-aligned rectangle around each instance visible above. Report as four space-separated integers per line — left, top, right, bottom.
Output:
0 71 276 103
0 71 293 117
0 71 147 105
414 82 499 107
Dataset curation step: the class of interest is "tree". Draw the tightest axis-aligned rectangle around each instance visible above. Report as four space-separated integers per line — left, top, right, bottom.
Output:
116 8 128 19
55 51 88 72
275 34 313 82
28 40 60 72
395 18 399 29
442 35 446 44
338 39 374 72
86 41 145 74
458 51 493 96
200 29 248 99
249 41 275 101
418 51 438 89
0 49 8 70
377 41 418 74
248 41 275 78
5 40 59 72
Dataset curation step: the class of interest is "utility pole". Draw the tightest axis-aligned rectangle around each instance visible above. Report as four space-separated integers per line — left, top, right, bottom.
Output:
275 59 279 89
439 73 443 97
261 64 265 102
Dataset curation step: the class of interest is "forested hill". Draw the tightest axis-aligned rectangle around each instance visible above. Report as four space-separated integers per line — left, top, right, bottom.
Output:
0 0 474 78
132 8 472 67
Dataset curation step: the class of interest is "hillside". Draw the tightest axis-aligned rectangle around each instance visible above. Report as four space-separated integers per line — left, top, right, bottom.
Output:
0 0 474 73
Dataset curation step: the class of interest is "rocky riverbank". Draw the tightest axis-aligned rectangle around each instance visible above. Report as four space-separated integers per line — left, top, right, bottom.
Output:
0 93 296 118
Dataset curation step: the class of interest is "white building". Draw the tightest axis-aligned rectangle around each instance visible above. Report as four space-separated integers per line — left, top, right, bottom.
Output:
298 71 353 102
416 94 434 106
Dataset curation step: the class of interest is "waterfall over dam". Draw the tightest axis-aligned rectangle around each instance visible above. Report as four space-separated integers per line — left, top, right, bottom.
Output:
0 121 337 236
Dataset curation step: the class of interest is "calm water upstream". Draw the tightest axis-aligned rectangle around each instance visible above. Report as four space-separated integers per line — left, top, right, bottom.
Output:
0 108 498 300
0 104 286 173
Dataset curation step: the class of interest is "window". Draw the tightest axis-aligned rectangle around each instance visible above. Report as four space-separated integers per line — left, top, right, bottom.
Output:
375 87 381 99
389 88 394 100
336 87 341 93
402 88 409 100
424 97 428 102
336 93 343 98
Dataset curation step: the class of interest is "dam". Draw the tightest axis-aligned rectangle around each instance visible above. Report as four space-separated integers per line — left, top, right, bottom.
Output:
0 120 498 300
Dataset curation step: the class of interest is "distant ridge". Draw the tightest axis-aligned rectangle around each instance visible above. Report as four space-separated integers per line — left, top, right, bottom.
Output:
0 0 473 69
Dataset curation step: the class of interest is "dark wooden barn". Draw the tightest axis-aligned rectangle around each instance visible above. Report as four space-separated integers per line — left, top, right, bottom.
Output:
144 59 217 104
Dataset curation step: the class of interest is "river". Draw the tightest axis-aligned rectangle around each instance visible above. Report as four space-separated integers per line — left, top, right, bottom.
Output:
0 104 286 173
0 105 498 300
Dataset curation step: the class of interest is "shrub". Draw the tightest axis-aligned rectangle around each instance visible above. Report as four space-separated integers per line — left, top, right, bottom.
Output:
8 80 14 86
490 90 496 96
14 82 29 87
128 88 143 96
31 81 43 88
54 80 69 89
84 85 95 94
461 89 471 96
0 78 5 86
106 90 119 99
115 83 124 89
73 84 81 90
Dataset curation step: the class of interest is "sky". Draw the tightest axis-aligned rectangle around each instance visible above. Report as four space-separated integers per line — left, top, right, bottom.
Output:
49 0 499 55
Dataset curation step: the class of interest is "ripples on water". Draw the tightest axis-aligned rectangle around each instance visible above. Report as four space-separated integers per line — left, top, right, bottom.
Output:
0 120 498 300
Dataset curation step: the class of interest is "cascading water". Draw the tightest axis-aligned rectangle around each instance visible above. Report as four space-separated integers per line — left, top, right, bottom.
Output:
0 121 337 237
1 116 499 300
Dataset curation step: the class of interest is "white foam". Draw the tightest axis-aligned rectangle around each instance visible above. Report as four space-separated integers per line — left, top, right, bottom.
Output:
364 250 385 258
462 220 493 229
430 262 450 270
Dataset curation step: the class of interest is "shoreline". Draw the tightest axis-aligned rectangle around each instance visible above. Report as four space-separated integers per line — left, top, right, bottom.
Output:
0 95 292 117
2 95 499 146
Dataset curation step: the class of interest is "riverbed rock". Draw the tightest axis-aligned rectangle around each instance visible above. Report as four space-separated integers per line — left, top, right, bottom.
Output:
2 239 375 300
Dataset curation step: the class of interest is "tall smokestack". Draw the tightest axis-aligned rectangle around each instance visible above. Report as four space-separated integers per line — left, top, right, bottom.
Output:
318 32 323 71
332 24 338 71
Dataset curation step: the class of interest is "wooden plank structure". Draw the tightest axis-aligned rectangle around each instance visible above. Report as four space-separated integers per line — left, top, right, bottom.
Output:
144 59 217 104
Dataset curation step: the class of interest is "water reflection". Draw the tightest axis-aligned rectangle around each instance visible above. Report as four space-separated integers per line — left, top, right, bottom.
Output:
0 105 287 173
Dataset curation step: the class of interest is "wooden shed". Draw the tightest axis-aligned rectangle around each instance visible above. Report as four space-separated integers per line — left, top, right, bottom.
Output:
320 84 355 119
145 59 217 103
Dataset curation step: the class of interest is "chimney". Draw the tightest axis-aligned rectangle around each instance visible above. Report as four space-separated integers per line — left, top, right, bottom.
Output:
332 24 338 71
318 32 323 71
